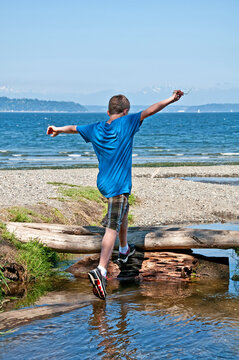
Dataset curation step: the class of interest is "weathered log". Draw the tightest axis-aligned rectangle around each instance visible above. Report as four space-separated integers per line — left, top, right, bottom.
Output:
0 296 93 332
66 250 229 282
6 222 239 253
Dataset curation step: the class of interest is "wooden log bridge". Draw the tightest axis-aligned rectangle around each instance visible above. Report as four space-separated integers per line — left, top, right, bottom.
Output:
5 222 236 282
6 222 239 253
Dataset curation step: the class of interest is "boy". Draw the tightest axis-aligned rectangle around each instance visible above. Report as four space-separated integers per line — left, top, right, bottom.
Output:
47 90 184 300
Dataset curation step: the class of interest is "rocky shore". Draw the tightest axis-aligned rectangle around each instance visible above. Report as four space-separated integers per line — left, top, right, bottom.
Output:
0 165 239 226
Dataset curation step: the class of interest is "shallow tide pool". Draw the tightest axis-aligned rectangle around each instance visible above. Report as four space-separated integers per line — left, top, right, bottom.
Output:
1 223 239 360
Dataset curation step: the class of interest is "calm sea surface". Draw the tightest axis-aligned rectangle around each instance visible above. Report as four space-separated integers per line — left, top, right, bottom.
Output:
0 112 239 168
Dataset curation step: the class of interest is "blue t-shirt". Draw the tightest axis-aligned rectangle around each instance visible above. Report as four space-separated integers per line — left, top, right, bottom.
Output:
76 112 142 198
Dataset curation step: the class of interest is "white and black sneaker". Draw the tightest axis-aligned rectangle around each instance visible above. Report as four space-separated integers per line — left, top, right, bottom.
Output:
118 244 135 264
88 267 107 300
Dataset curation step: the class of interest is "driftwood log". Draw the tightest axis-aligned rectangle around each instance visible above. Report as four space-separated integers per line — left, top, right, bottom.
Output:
6 222 239 253
67 250 229 282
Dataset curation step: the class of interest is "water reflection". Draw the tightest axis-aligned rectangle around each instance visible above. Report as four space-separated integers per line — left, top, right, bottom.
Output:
1 276 239 360
86 279 239 360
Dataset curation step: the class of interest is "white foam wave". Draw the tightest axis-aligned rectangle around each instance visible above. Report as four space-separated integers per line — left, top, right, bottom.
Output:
68 154 81 157
132 154 138 157
221 153 239 156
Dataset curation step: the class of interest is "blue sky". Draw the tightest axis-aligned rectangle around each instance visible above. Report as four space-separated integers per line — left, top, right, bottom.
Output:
0 0 239 105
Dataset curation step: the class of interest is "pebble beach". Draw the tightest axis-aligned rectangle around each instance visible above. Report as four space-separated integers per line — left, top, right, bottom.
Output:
1 165 239 226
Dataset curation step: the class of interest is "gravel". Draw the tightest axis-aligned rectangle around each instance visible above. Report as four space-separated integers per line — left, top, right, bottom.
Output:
1 165 239 226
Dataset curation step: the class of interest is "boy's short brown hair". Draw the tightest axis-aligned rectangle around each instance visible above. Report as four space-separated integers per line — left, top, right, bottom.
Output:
108 95 130 115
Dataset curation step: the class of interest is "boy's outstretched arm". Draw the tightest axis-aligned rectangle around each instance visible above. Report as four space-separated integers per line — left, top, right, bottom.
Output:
47 125 77 137
140 90 184 122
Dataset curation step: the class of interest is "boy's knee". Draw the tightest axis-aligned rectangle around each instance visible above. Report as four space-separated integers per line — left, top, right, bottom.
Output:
104 227 118 237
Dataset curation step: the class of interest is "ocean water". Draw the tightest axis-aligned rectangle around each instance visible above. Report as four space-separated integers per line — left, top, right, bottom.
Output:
0 112 239 169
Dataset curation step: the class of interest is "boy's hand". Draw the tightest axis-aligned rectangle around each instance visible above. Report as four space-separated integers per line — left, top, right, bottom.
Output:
171 90 184 103
140 90 185 121
47 125 60 137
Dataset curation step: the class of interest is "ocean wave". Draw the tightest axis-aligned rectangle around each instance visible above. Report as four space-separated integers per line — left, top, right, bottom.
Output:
9 158 26 161
220 153 239 156
24 158 67 162
0 150 13 157
68 154 81 157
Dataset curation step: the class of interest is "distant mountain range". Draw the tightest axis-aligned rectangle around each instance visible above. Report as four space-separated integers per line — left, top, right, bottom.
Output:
0 96 239 113
87 103 239 113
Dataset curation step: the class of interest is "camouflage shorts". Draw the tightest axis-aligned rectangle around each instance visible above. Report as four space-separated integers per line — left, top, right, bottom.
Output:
101 193 129 232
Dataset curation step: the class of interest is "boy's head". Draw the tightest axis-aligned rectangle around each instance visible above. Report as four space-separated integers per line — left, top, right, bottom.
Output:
108 95 130 116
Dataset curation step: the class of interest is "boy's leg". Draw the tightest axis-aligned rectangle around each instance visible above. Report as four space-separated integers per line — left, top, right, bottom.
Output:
99 210 130 268
99 227 117 269
88 227 117 300
88 194 134 299
118 209 135 263
88 195 123 300
118 210 128 248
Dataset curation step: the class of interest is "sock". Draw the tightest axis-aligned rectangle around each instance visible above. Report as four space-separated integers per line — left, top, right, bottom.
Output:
98 265 107 278
119 244 129 254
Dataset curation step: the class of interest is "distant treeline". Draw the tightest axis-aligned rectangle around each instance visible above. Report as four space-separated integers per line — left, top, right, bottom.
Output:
164 103 239 113
0 96 239 113
0 97 87 112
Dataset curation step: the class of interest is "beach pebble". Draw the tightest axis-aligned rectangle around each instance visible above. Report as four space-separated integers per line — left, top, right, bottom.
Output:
0 165 239 226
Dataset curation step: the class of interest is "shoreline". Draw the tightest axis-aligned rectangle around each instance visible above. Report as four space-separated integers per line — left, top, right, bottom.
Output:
0 165 239 226
1 161 239 172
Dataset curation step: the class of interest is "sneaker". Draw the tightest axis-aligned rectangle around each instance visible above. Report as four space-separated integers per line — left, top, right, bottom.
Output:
118 244 135 264
88 267 107 300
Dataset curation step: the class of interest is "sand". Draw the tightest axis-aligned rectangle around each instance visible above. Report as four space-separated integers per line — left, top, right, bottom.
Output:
0 165 239 226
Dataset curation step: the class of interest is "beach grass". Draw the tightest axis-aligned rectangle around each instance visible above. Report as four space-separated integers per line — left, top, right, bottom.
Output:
17 240 60 279
48 182 137 225
0 270 9 302
0 222 60 279
47 182 106 204
8 206 52 223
